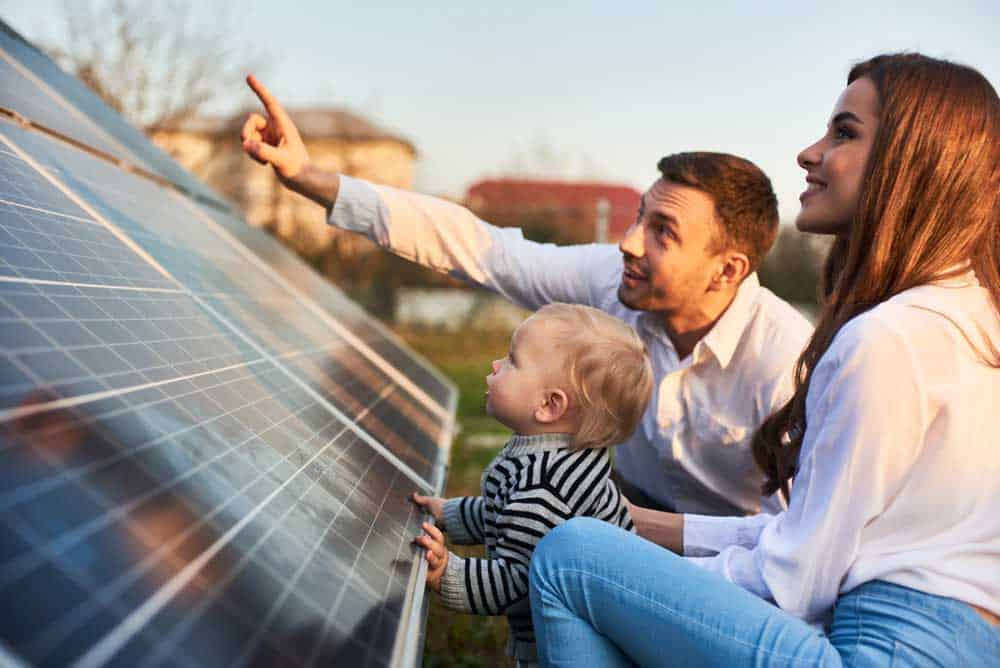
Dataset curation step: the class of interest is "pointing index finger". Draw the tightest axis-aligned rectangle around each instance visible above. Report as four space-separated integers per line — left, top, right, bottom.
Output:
246 74 291 126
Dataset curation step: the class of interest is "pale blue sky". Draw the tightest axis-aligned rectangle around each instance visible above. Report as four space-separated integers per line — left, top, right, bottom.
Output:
3 1 998 221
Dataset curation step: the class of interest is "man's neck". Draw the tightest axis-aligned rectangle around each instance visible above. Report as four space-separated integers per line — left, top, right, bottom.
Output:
660 289 738 361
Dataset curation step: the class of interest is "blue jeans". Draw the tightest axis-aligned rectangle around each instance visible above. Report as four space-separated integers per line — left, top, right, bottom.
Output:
529 518 1000 666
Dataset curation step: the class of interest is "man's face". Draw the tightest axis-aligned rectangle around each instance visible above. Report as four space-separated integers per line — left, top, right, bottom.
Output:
617 179 725 316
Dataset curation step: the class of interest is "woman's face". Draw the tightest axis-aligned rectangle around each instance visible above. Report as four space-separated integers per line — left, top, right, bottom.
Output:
795 76 881 235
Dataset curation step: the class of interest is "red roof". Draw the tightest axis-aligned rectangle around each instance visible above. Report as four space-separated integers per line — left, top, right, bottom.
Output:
465 179 641 241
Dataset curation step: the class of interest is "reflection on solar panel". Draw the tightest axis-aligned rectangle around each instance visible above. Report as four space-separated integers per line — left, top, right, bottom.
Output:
0 23 231 210
0 19 455 668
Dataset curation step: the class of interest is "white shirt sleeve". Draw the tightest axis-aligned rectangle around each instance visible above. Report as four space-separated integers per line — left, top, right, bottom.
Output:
685 315 929 621
328 176 619 310
682 513 772 557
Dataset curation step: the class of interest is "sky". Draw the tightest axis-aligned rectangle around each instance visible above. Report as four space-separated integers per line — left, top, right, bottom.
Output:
2 1 998 222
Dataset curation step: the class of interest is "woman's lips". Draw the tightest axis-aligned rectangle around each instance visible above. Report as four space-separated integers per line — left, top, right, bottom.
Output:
800 180 826 202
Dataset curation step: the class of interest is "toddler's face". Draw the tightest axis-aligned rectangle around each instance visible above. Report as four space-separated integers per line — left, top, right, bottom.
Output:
485 316 566 433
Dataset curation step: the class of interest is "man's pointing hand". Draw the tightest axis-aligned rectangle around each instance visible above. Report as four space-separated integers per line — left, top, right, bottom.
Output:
240 74 340 209
241 74 310 182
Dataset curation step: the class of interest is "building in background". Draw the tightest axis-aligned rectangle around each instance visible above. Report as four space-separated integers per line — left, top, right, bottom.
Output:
150 108 416 257
465 179 641 244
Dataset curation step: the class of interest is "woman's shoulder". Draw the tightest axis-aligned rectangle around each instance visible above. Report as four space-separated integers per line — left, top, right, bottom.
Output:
830 278 995 366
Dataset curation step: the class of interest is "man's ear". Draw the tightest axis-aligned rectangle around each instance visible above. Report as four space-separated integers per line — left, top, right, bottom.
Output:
709 251 750 291
534 389 569 424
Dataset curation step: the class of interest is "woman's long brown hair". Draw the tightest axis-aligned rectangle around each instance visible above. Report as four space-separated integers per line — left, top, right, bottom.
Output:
752 53 1000 500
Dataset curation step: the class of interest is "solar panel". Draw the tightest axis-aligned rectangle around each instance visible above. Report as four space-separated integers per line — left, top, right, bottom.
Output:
0 23 232 212
0 20 454 668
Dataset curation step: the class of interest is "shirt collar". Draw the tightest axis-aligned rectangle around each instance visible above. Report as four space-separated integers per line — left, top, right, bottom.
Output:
694 272 761 370
504 432 575 456
931 264 978 288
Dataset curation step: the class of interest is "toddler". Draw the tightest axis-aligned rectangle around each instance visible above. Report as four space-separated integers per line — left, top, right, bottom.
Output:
413 303 654 666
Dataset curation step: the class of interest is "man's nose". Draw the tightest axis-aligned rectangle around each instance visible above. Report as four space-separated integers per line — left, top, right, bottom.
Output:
490 359 501 373
619 220 644 258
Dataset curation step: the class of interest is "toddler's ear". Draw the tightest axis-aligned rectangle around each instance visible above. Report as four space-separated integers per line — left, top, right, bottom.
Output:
535 389 569 424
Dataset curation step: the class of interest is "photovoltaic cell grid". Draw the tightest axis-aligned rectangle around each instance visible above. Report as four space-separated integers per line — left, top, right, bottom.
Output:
0 146 171 290
0 26 455 668
198 207 454 411
1 361 425 667
0 120 450 486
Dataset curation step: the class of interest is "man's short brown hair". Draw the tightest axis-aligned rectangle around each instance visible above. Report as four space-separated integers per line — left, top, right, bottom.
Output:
657 152 779 273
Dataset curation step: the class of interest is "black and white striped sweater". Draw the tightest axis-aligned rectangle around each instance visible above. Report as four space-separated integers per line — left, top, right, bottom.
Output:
439 432 634 661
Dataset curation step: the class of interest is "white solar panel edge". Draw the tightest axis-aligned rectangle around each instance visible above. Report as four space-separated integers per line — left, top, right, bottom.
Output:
390 516 434 668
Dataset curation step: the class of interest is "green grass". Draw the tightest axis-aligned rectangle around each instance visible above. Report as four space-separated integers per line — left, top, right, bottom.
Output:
395 326 518 667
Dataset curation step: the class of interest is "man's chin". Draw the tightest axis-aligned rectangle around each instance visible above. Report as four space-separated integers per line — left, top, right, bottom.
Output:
617 284 647 311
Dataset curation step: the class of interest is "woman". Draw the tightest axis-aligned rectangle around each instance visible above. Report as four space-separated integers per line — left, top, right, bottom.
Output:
528 53 1000 666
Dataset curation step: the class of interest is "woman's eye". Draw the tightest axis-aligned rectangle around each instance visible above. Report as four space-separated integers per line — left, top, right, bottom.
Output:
834 125 855 140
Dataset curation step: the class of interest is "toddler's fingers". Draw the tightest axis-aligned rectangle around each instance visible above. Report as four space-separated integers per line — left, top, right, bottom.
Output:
422 522 444 542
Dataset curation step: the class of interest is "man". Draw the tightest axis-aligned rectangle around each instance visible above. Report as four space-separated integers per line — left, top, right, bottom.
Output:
240 75 813 517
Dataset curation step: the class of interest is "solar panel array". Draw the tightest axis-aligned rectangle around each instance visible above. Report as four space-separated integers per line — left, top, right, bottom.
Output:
0 21 455 668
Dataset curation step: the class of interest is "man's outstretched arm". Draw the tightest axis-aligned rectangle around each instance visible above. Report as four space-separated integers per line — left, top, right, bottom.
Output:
239 75 619 311
240 74 341 210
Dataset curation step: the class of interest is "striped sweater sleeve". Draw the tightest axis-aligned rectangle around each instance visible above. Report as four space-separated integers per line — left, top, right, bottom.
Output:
439 483 576 615
442 496 486 545
589 477 635 532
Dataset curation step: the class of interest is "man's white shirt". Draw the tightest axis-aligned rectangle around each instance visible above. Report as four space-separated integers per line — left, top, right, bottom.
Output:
330 176 814 515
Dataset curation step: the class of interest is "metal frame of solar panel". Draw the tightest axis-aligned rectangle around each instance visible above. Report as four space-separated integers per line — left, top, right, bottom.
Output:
0 20 456 668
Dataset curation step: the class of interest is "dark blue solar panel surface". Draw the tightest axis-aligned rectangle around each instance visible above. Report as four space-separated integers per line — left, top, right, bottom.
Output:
0 25 454 668
197 206 455 411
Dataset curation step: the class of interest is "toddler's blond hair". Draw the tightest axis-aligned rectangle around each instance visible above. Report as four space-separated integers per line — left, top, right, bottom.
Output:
532 303 653 449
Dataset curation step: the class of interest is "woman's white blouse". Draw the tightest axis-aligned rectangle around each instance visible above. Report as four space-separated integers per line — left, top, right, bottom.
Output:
683 274 1000 624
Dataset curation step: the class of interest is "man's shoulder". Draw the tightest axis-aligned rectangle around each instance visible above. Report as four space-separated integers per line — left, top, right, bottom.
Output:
581 244 627 308
746 286 814 353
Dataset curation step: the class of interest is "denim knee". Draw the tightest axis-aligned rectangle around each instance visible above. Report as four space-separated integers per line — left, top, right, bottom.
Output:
531 517 603 586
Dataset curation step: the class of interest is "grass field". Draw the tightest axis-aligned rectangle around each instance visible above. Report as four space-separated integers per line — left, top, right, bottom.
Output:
394 326 519 667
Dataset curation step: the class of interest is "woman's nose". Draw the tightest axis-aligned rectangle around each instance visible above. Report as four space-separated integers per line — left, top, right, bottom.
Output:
797 138 822 170
490 359 501 373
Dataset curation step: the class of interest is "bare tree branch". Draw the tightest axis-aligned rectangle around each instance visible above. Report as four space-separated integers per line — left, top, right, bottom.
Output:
43 0 264 130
